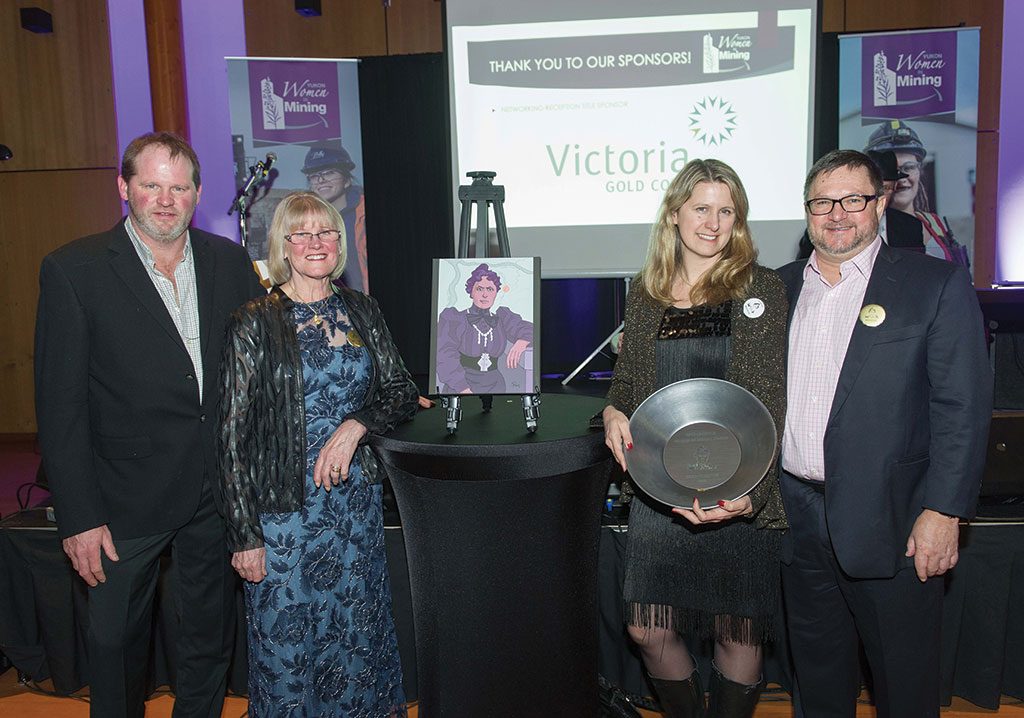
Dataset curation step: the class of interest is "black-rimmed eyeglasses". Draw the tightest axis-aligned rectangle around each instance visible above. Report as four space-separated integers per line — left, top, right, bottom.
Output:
285 230 341 245
804 194 880 216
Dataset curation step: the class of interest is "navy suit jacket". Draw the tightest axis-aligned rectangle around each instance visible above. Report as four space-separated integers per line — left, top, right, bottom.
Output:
35 219 264 540
778 243 992 578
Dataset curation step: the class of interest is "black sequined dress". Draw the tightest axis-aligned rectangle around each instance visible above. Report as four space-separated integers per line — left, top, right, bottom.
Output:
622 302 782 645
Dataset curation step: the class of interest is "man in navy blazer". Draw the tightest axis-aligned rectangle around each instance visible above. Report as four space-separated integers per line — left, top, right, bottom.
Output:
34 132 263 717
777 149 991 717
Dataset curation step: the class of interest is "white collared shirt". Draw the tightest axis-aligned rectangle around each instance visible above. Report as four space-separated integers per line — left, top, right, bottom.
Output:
125 219 203 403
782 236 883 481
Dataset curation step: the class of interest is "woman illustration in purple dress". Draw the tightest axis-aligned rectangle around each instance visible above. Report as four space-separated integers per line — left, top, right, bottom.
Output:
435 263 533 394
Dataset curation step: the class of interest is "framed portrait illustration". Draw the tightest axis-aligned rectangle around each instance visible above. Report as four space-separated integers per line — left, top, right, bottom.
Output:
429 257 541 396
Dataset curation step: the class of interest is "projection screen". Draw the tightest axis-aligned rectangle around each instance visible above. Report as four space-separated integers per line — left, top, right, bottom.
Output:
446 0 819 276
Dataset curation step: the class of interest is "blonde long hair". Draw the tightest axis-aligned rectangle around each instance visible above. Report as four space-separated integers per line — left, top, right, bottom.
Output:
638 159 756 307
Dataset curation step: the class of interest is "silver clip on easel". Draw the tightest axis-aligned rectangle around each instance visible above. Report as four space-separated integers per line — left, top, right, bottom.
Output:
442 171 541 434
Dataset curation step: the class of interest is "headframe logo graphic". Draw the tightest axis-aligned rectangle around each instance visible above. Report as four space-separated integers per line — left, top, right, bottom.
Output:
261 78 285 130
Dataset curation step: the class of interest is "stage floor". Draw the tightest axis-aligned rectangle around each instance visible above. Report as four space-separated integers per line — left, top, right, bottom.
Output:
1 674 1022 717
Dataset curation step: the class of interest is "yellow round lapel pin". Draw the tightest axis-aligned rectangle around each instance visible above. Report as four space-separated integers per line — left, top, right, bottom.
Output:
859 304 886 327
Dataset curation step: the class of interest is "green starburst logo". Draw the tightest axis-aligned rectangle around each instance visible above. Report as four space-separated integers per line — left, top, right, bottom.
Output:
688 96 737 146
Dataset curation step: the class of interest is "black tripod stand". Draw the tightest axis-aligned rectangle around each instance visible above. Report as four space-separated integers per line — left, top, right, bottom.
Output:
442 171 541 434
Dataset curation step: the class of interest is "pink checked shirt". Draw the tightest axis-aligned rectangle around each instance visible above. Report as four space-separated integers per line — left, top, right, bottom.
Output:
782 237 883 481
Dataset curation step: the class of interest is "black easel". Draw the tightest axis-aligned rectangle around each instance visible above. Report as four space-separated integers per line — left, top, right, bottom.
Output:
442 171 541 434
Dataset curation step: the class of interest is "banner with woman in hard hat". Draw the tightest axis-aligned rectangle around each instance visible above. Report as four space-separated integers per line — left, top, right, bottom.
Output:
837 28 979 269
226 58 370 293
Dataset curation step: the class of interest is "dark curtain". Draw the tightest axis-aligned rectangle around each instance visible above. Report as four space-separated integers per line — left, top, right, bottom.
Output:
359 53 453 378
814 32 840 161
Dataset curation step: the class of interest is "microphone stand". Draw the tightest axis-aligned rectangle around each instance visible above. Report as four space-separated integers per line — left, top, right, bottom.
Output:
229 156 274 248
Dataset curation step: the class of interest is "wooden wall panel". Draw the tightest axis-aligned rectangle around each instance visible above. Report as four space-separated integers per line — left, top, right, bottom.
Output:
0 170 122 433
244 0 387 58
842 0 1001 33
821 0 846 33
0 0 117 171
144 0 189 136
386 0 442 55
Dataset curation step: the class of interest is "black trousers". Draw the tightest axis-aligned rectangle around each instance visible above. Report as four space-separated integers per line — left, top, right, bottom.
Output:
780 473 943 718
85 484 235 718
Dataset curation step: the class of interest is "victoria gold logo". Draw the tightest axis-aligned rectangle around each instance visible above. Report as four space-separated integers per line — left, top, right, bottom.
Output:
688 96 738 147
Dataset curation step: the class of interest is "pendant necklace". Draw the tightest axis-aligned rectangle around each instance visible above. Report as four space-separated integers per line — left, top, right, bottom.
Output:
288 283 330 326
474 324 493 347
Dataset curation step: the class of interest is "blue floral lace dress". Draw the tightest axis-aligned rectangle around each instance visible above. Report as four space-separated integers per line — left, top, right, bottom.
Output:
245 293 406 718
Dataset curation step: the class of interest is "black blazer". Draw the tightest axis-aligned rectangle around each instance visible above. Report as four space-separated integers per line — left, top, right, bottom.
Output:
796 209 924 259
34 219 264 540
777 244 992 578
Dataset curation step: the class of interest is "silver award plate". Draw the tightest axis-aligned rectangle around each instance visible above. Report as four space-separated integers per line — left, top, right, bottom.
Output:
628 378 777 509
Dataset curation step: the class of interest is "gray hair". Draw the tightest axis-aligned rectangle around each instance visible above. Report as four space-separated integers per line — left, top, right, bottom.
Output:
803 149 883 200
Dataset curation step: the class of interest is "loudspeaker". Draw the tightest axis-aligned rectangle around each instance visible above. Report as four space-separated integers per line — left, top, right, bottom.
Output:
981 413 1024 498
20 7 53 33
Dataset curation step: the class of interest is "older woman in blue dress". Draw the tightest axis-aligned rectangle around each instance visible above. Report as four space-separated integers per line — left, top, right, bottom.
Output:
219 191 417 717
435 262 533 394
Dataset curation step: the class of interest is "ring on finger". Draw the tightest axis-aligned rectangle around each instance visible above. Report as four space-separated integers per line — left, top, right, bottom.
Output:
329 464 341 473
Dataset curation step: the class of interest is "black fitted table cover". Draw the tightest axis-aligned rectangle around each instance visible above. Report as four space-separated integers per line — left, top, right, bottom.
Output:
371 394 612 718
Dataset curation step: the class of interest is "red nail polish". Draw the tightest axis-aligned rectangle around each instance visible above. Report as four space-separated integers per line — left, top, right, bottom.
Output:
717 500 726 507
626 442 633 450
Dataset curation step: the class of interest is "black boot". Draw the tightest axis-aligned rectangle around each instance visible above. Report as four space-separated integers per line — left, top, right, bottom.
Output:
648 670 705 718
599 681 642 718
706 663 763 718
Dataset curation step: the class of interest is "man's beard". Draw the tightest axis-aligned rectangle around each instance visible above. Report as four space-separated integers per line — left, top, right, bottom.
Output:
128 198 193 244
809 221 877 259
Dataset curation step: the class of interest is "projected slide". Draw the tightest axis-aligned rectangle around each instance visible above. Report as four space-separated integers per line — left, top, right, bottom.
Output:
448 2 817 275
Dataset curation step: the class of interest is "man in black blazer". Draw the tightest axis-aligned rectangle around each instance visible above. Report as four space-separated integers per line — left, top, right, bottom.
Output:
34 132 263 717
777 150 991 717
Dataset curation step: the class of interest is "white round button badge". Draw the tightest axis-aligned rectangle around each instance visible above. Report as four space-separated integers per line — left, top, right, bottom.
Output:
743 298 765 319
